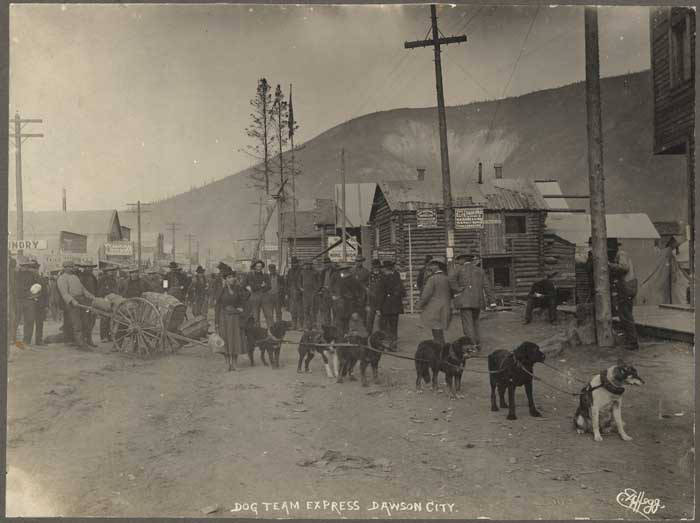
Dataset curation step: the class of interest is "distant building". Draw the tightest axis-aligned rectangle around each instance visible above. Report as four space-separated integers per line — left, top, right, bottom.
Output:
8 210 126 271
545 213 661 283
650 6 695 301
369 177 552 300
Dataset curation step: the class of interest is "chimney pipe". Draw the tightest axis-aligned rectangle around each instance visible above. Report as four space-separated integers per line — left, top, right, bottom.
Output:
494 164 503 179
62 188 67 212
416 168 426 181
478 162 483 184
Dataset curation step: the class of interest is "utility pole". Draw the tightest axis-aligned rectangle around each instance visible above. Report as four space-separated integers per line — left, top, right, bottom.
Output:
62 187 67 212
9 112 44 252
584 7 613 347
341 148 347 262
289 84 298 258
126 201 151 276
405 5 466 262
166 222 181 263
185 233 196 271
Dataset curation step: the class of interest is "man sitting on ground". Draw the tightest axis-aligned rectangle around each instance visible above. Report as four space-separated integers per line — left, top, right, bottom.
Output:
524 272 558 325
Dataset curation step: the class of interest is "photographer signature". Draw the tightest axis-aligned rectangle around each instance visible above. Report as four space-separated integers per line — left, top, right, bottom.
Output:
616 488 665 520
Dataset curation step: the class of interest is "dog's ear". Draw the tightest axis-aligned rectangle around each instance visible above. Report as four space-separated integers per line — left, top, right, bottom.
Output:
514 342 530 361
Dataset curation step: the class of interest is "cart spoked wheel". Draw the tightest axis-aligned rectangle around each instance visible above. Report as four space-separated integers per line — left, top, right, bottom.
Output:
111 298 165 356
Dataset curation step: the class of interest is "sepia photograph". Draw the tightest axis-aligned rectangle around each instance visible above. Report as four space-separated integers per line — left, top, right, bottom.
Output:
5 2 696 519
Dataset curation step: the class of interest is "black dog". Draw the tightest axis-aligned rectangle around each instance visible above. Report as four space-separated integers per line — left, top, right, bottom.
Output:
359 331 392 387
415 336 474 398
337 334 364 383
244 319 291 368
488 341 546 420
296 325 339 375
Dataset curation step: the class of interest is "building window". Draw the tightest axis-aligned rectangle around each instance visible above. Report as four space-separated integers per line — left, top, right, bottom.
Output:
505 215 527 234
375 227 380 247
483 257 512 289
670 12 692 88
390 221 397 244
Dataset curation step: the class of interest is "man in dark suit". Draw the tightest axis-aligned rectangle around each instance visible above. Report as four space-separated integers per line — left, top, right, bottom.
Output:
286 257 302 329
300 261 319 329
97 266 119 342
266 263 285 323
365 259 383 333
245 260 273 327
333 264 366 336
449 252 494 350
317 257 337 327
375 260 405 351
16 258 46 346
524 272 558 324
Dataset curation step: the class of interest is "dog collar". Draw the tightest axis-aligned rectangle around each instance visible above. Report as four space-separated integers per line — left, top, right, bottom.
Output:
599 370 625 395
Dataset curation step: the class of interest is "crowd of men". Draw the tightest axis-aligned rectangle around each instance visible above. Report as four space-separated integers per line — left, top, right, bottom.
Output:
8 239 638 352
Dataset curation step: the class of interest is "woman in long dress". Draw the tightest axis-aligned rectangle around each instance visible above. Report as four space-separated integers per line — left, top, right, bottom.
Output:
215 266 249 371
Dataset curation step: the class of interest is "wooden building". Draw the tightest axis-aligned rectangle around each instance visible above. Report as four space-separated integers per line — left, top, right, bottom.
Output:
369 178 551 301
543 233 576 304
650 6 695 302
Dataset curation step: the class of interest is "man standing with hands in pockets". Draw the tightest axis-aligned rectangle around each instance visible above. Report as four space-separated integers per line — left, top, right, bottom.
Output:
449 252 495 351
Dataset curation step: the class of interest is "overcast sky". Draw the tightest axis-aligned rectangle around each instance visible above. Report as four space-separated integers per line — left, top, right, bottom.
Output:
9 3 651 211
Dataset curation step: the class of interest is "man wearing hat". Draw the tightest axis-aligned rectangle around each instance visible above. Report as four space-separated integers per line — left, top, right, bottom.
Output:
332 263 365 336
265 263 284 323
609 241 639 351
365 259 383 333
124 268 150 298
16 258 47 346
524 271 559 325
449 252 493 350
188 266 209 317
76 263 99 347
416 254 434 296
165 261 188 302
285 257 303 329
209 262 227 310
245 260 273 327
316 256 338 326
97 266 119 342
57 260 95 350
418 256 451 345
374 259 405 350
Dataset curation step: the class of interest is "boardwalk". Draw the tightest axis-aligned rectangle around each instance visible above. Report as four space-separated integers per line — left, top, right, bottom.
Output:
559 304 695 343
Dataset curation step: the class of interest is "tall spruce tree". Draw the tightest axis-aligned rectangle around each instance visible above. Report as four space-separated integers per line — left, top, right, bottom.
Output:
244 78 274 196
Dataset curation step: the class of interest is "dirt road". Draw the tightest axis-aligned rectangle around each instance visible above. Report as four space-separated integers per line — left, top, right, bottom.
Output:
7 310 694 519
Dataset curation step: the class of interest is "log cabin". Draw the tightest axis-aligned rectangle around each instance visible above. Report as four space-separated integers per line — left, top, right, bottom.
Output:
368 178 552 303
650 6 695 302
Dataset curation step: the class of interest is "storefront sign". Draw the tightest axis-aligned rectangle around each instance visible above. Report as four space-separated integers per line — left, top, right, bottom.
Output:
105 241 133 256
416 209 437 228
60 231 87 253
8 239 48 251
328 235 358 262
455 207 484 230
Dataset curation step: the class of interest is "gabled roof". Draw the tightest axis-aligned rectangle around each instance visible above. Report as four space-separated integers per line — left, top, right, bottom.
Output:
281 210 321 239
653 221 684 236
374 179 548 212
546 213 660 245
8 210 122 238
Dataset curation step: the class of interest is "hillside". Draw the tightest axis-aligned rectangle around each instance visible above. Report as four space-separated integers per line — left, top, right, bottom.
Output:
121 70 687 261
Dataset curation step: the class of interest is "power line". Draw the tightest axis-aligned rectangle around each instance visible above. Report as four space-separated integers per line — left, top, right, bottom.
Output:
479 6 541 156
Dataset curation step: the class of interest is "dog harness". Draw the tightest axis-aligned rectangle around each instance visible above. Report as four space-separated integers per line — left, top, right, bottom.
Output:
579 371 625 416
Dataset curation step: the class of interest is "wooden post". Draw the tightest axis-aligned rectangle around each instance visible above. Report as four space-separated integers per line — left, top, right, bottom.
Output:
408 223 414 314
137 201 142 275
341 148 347 262
584 7 613 347
687 135 695 306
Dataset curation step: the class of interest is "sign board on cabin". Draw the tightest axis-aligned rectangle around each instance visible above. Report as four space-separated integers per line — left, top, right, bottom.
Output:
105 241 134 256
60 231 87 253
8 239 48 251
374 249 396 262
416 209 437 228
455 207 484 230
327 235 358 263
42 252 99 272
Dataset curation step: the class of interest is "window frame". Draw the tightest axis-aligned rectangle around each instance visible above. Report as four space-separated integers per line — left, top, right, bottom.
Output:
504 214 528 235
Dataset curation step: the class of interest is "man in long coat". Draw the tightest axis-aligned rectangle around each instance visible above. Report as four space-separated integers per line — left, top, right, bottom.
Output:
97 266 119 342
317 257 337 327
417 257 451 345
188 266 209 317
449 252 494 350
365 259 383 333
375 260 405 351
265 263 285 323
165 262 188 302
16 258 46 346
76 264 99 347
333 264 366 336
285 257 302 329
300 261 319 329
244 260 273 327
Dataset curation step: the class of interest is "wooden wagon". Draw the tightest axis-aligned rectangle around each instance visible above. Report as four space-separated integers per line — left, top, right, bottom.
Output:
85 292 209 357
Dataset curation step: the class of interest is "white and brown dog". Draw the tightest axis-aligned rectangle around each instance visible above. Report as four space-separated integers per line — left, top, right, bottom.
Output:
573 360 644 442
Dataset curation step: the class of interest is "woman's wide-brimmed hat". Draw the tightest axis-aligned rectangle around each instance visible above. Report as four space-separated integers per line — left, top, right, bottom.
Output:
168 261 179 269
251 259 265 269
